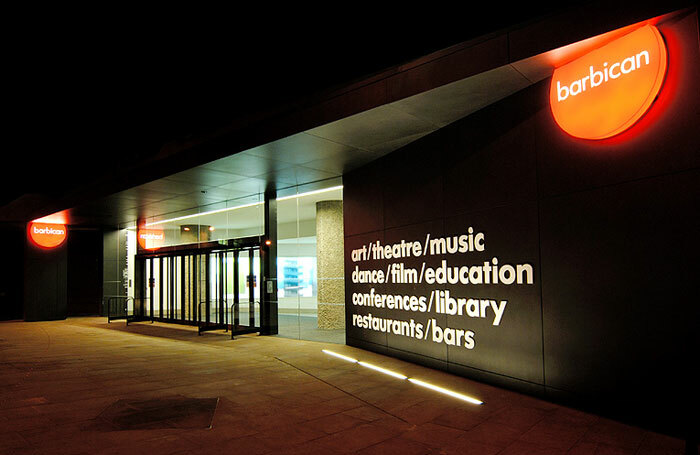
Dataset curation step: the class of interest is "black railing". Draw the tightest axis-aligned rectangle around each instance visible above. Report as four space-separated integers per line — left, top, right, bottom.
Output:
124 297 261 338
194 298 262 338
198 300 227 335
125 297 152 326
228 302 235 335
230 300 261 340
105 296 133 322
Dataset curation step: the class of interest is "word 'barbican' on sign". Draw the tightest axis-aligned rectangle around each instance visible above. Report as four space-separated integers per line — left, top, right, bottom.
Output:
550 24 667 140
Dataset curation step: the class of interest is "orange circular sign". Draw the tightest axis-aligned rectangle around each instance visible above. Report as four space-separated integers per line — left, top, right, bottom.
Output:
550 24 667 140
28 222 67 249
138 229 164 250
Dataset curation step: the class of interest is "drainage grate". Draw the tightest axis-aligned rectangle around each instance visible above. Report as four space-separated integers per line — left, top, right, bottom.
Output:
93 395 219 430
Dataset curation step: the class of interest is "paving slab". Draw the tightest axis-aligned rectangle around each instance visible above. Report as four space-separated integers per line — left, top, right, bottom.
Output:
0 317 690 455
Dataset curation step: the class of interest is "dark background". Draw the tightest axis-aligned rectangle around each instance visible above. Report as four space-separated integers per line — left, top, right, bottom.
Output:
1 6 574 321
343 10 700 439
2 5 569 214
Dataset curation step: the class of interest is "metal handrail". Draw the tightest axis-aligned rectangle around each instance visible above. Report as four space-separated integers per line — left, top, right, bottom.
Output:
223 299 228 332
103 295 126 313
232 299 261 326
230 299 261 339
140 296 154 323
197 300 224 335
197 301 206 334
228 302 237 336
102 296 109 317
229 302 235 339
198 299 264 337
106 296 133 322
123 296 151 326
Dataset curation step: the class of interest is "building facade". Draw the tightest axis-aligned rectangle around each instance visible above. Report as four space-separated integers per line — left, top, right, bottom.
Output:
2 2 698 444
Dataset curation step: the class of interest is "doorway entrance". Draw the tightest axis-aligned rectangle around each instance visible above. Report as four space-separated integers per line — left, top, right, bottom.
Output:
135 236 264 337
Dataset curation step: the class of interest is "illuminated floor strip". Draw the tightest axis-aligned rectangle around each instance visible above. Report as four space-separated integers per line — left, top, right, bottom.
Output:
357 361 408 380
321 349 358 363
408 378 483 405
322 349 482 405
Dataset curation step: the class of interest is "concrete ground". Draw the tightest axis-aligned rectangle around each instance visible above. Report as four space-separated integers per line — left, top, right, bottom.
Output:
0 317 689 455
277 314 345 344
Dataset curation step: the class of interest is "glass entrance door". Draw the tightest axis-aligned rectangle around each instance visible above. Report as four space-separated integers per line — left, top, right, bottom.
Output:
138 244 261 334
230 248 259 329
142 252 206 324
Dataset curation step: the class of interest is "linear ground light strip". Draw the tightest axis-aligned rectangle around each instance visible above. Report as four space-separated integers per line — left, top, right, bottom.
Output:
321 349 358 363
357 361 408 380
408 378 483 405
322 349 482 405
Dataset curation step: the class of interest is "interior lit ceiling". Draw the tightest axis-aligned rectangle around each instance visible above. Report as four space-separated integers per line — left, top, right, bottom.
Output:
142 187 344 236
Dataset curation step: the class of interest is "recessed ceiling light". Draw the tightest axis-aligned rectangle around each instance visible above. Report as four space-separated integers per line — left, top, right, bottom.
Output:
145 185 342 227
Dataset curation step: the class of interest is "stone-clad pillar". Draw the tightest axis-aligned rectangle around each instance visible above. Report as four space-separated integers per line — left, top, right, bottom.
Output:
316 200 345 329
180 225 210 244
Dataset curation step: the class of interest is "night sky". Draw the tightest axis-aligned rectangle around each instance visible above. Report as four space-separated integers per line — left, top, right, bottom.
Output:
2 6 570 215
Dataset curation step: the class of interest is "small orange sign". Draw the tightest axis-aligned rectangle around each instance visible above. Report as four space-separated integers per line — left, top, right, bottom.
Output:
138 229 165 250
28 222 67 249
550 24 667 140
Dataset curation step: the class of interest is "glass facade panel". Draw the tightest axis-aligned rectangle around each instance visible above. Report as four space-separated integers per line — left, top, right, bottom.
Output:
144 258 151 318
174 256 182 320
120 178 342 343
139 193 264 249
153 258 161 318
276 180 343 343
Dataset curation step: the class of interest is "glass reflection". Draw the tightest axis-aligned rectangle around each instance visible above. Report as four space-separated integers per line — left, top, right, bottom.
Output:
123 180 342 343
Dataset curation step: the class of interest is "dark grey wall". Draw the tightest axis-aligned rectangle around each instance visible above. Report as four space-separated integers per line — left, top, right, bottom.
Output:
103 228 128 312
24 231 67 321
344 11 700 439
67 229 103 316
0 223 24 320
23 228 105 320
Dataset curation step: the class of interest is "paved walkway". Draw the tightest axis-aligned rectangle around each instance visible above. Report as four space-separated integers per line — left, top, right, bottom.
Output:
0 318 689 455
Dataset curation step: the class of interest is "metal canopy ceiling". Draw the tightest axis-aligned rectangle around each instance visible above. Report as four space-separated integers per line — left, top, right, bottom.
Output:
66 62 538 227
63 7 685 228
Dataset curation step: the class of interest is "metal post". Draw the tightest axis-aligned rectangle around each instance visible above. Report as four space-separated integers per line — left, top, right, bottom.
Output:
205 253 210 324
134 257 144 318
149 258 154 321
261 186 278 335
158 257 163 319
248 250 255 327
192 255 198 323
234 250 239 327
181 256 186 321
169 256 174 319
219 252 224 325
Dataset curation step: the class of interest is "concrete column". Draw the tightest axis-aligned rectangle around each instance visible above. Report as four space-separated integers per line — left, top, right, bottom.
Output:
180 225 210 243
316 200 345 329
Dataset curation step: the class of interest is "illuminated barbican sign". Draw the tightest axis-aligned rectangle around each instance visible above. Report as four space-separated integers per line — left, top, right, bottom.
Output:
28 222 67 249
550 24 667 139
138 229 165 250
